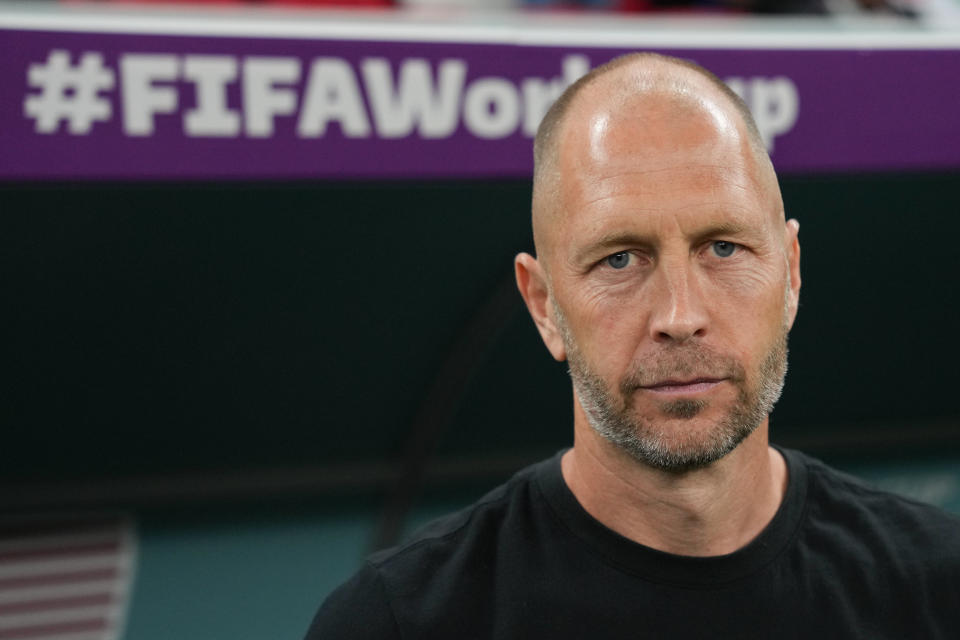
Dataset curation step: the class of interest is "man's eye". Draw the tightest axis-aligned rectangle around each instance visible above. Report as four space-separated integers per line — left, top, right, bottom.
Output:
711 241 737 258
606 252 632 269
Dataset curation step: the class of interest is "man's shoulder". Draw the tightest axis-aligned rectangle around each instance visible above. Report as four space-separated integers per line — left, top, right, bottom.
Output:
304 455 558 639
787 448 960 555
370 454 551 577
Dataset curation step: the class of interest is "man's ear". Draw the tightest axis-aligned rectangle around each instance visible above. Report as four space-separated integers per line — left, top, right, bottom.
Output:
785 218 802 329
515 252 567 362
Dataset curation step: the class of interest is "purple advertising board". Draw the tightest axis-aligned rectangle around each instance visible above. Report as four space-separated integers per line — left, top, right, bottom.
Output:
1 9 959 180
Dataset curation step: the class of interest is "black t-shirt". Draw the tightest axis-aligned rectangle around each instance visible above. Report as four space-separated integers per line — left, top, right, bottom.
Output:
306 448 960 639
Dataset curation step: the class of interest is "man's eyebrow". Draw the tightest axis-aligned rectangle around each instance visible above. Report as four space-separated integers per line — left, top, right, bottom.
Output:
572 231 655 265
688 221 754 242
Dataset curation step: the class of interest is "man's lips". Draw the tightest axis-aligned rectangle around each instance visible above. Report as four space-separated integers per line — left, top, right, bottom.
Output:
639 378 726 395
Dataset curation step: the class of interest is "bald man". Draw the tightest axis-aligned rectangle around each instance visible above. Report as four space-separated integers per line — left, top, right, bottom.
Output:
305 53 960 639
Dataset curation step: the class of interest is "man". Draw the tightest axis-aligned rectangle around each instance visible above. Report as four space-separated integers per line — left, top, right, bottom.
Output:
305 53 960 638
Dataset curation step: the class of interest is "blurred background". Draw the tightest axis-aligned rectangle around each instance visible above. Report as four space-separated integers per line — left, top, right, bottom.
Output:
1 1 959 638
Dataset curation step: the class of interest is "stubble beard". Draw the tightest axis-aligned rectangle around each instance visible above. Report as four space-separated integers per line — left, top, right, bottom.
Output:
554 302 789 474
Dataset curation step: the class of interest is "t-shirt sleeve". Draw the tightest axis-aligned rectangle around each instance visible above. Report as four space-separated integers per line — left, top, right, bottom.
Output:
303 562 400 640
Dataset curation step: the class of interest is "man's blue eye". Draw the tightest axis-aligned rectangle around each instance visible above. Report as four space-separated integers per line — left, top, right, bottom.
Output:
606 252 631 269
711 241 736 258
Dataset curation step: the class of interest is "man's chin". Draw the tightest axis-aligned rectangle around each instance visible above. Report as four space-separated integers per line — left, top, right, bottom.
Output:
658 398 709 420
616 432 747 474
603 408 760 473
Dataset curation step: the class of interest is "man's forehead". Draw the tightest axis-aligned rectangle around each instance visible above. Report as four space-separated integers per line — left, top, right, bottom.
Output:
564 178 770 249
558 91 767 215
564 153 758 209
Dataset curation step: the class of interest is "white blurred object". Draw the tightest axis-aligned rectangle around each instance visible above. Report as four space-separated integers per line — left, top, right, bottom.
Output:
399 0 518 7
923 0 960 23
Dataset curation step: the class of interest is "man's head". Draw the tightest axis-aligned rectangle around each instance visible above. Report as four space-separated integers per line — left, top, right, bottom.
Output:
515 53 802 473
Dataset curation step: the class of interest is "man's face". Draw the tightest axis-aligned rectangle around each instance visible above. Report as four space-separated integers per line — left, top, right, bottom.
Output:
541 89 799 472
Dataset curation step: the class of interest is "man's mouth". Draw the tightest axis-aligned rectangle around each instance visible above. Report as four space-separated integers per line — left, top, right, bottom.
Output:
640 378 725 395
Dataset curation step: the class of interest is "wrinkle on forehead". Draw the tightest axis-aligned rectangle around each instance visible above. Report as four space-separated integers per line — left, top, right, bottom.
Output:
574 163 759 208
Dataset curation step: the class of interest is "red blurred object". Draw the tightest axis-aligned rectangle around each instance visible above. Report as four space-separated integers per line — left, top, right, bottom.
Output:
62 0 395 6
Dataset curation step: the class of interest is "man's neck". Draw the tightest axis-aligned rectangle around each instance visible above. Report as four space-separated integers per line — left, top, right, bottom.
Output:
561 418 788 558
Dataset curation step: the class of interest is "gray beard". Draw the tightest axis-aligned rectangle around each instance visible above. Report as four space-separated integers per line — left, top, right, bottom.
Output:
556 305 789 474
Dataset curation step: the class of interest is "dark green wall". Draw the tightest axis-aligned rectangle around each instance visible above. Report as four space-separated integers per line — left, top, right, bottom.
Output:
3 174 958 502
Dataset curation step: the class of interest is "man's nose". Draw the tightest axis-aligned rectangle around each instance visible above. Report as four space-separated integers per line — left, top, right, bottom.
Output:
647 259 709 343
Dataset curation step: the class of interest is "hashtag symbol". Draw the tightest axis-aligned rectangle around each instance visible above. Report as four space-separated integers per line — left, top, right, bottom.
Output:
23 50 115 135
